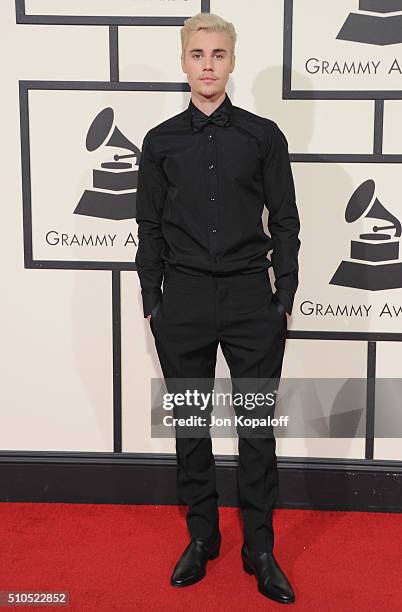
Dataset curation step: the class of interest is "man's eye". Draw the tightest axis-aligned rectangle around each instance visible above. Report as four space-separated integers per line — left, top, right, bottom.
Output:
192 54 224 59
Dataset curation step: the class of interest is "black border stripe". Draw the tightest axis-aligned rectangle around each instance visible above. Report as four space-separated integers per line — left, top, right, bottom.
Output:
18 81 33 267
374 100 384 155
290 154 402 163
283 0 293 98
109 26 119 83
112 271 122 453
286 90 402 101
2 452 402 470
365 341 377 459
287 331 402 341
20 80 191 91
109 27 121 452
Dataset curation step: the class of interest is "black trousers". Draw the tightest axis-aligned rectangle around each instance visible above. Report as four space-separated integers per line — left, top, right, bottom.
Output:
149 267 287 552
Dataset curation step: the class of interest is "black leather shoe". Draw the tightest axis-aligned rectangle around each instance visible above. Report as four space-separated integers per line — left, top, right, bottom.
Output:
241 543 295 604
170 533 221 587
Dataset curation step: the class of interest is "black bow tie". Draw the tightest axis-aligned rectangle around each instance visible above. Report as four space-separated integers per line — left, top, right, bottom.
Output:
191 107 231 132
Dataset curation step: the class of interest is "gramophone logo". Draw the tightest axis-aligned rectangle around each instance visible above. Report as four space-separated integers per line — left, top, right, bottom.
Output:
330 179 402 290
74 107 141 221
337 0 402 45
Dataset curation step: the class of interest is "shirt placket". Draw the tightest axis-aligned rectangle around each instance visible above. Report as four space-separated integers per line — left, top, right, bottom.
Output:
206 125 220 268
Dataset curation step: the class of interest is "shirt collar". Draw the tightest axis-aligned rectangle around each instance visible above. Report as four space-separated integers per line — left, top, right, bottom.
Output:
188 92 233 126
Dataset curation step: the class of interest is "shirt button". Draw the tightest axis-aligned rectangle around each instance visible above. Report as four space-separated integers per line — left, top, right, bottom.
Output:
208 134 213 140
208 163 214 170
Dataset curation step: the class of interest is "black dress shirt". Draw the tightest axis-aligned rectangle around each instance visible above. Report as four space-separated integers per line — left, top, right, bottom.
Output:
135 92 301 318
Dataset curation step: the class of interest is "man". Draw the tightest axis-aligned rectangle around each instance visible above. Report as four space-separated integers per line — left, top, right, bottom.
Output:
135 12 300 605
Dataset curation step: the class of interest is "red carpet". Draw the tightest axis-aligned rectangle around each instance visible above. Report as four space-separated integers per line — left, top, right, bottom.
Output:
0 503 401 611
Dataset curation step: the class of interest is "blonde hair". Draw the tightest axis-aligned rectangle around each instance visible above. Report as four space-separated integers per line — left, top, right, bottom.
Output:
181 12 237 59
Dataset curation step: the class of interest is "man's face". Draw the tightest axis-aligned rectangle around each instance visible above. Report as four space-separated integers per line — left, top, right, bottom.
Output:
181 29 235 98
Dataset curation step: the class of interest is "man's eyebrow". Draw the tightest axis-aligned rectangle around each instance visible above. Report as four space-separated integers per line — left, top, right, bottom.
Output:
189 48 227 53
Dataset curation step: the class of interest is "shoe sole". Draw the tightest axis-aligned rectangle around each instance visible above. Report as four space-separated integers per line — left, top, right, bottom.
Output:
170 543 221 588
242 556 295 604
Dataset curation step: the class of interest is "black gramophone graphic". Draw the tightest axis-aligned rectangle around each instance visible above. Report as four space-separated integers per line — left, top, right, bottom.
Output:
337 0 402 45
330 179 402 290
74 107 141 220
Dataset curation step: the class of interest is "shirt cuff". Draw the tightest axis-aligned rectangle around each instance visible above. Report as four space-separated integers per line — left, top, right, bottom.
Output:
142 289 162 318
274 289 295 316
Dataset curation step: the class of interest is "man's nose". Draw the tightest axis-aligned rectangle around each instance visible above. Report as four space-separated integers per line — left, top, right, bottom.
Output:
202 58 214 70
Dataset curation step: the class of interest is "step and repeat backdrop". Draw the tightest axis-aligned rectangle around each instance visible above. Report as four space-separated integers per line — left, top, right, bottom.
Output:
1 0 401 461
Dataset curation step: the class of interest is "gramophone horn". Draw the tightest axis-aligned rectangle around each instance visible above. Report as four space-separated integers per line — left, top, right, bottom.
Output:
85 107 141 160
345 178 401 237
86 107 114 152
345 179 375 222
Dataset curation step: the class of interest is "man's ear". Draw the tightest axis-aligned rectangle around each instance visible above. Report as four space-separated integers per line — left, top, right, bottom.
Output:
230 55 236 73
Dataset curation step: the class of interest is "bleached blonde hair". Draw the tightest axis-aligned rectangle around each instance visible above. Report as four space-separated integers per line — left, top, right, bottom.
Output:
181 12 237 59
